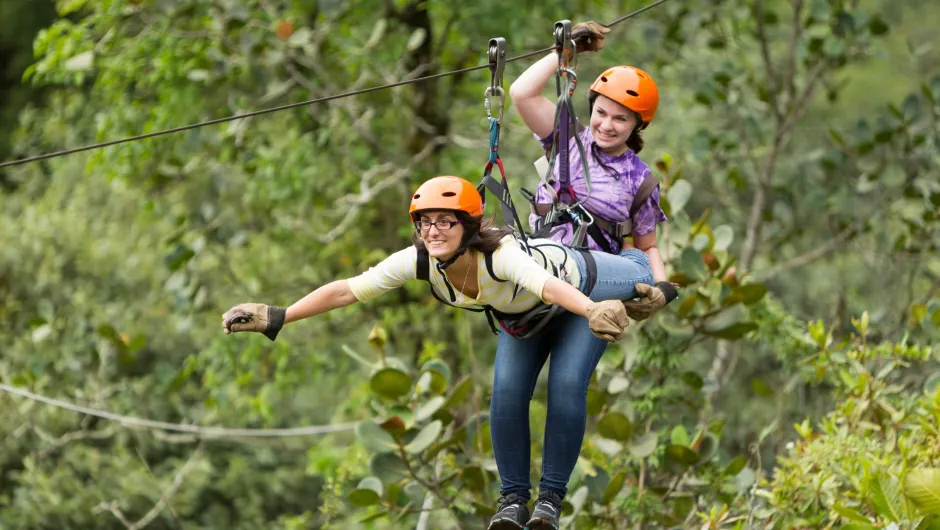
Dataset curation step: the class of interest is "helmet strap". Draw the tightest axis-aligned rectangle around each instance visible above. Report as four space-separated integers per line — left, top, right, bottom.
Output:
436 231 481 270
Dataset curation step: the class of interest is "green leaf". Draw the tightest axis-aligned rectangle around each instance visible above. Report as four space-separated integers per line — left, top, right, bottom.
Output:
671 425 690 446
629 432 658 458
724 456 747 476
905 469 940 515
713 225 734 251
680 247 708 282
597 412 633 441
868 14 889 35
750 377 774 397
681 371 704 390
667 180 692 212
834 503 873 523
702 322 757 340
420 359 451 394
871 472 913 522
368 325 388 351
442 375 473 410
738 284 767 305
414 396 445 422
665 444 699 471
64 50 94 72
583 467 610 504
404 420 442 454
356 420 399 454
586 388 606 416
603 471 627 503
370 367 412 400
348 477 383 507
370 453 408 483
925 373 940 397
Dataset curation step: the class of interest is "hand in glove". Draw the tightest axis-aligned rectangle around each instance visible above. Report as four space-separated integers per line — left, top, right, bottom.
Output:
585 300 630 342
222 303 287 341
622 282 679 321
570 21 610 53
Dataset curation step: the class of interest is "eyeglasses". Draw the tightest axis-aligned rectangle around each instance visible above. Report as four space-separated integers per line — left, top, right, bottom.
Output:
415 219 461 232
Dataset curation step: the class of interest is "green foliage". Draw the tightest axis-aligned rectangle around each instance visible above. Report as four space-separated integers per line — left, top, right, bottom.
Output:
0 0 938 527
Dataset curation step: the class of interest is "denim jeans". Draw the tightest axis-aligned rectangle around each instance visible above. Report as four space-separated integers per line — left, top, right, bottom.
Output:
489 247 654 500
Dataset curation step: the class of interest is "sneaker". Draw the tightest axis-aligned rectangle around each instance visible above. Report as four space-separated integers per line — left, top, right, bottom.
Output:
487 493 530 530
527 490 564 530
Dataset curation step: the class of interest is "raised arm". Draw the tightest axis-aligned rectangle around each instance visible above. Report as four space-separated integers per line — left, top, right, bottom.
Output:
509 21 610 140
508 52 560 140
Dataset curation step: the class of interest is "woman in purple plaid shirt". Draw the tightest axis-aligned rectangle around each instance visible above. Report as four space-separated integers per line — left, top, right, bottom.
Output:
485 21 678 530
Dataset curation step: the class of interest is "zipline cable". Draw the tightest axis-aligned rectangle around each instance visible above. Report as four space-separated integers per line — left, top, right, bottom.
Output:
0 383 358 438
0 0 671 170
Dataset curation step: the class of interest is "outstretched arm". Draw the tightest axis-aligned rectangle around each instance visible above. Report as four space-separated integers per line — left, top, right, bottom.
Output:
222 279 360 340
285 280 359 324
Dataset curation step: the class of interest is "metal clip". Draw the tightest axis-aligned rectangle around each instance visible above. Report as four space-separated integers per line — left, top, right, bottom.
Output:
484 37 507 121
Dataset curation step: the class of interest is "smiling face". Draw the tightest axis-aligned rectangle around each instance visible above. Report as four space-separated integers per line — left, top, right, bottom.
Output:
590 94 640 155
415 210 465 260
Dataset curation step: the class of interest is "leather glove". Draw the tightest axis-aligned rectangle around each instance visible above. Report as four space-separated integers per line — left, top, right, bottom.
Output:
571 21 610 53
622 282 679 321
586 300 630 343
222 303 287 341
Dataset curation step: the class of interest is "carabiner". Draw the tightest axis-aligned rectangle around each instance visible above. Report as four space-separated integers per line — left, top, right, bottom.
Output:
485 86 505 122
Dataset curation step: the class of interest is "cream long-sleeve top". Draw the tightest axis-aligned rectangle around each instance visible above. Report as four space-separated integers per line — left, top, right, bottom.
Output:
347 235 582 315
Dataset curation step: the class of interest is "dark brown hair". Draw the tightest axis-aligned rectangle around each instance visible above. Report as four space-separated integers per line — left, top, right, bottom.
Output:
411 210 513 255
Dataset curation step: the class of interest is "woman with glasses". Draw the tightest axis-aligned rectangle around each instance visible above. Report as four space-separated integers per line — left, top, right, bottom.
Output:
221 175 673 530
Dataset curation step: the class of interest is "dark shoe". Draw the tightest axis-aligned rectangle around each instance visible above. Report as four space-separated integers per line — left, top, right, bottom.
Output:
487 493 530 529
527 490 564 530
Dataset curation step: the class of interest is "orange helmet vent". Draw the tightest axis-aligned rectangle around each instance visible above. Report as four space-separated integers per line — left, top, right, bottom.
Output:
409 176 484 219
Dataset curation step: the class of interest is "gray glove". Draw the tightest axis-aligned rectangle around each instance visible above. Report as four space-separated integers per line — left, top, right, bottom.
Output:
222 303 287 341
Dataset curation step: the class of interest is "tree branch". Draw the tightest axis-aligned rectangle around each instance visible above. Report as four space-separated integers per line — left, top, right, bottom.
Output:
96 444 204 530
754 0 782 123
752 226 856 282
740 60 829 273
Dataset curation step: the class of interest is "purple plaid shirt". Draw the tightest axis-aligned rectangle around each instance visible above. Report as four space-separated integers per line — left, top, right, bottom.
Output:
529 124 667 253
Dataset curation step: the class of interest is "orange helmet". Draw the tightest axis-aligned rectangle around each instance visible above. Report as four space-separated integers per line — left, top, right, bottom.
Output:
409 176 483 219
589 66 659 125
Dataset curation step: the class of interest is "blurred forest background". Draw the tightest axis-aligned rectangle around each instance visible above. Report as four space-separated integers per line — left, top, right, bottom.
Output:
1 0 938 528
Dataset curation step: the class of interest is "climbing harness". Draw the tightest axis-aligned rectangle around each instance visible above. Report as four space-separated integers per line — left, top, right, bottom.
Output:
413 35 600 341
522 20 598 251
522 21 662 254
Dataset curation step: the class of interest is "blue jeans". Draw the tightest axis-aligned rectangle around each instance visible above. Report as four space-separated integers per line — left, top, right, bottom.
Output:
489 248 654 500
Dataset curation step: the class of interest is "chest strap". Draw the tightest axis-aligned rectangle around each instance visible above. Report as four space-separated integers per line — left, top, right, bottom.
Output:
532 172 659 240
